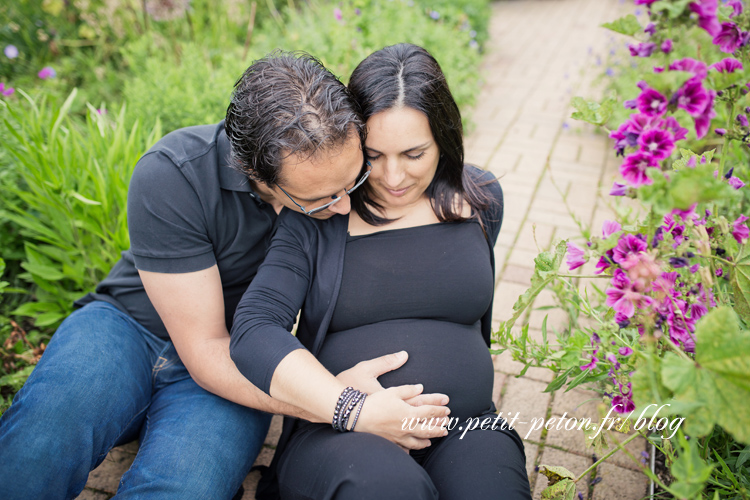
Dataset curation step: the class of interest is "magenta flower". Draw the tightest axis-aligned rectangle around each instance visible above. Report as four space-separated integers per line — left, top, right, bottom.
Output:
4 45 18 59
661 39 673 53
602 220 622 238
334 7 343 21
38 66 56 79
580 356 599 371
732 215 749 243
606 270 653 318
566 242 586 270
644 22 656 36
610 182 628 196
612 393 636 413
0 82 14 97
638 128 675 160
675 79 710 116
689 0 721 37
710 57 743 73
635 0 659 4
727 0 743 17
620 152 659 186
613 235 648 265
664 116 688 141
694 91 717 139
729 176 746 189
669 58 708 79
629 42 657 57
637 88 668 117
618 346 634 356
713 22 742 53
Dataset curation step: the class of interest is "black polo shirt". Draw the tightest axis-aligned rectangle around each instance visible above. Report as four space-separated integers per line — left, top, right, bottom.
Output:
75 121 278 339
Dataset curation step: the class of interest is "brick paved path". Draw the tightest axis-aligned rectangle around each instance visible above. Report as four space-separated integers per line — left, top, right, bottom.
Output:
78 0 651 498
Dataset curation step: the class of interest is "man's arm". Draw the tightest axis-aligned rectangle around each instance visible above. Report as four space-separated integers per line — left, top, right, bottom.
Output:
140 265 320 419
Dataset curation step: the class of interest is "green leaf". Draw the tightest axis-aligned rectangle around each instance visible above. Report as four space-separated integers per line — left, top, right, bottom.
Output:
600 14 642 36
642 71 693 96
570 95 616 126
545 366 575 393
68 191 102 206
539 465 576 484
651 0 692 19
670 433 714 499
540 479 576 500
731 263 750 324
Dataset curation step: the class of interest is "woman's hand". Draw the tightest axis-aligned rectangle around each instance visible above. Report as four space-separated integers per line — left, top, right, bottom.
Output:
335 351 450 407
353 384 451 450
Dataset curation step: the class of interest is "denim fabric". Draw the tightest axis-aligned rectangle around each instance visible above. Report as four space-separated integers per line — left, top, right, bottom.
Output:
0 301 271 500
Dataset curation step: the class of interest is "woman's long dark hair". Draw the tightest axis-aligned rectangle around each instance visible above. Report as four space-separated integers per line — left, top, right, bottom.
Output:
348 43 494 226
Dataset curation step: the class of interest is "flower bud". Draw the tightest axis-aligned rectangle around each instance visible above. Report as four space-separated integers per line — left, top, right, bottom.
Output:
716 128 727 136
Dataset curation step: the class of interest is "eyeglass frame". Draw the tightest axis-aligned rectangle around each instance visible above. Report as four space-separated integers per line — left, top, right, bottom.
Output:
275 161 372 216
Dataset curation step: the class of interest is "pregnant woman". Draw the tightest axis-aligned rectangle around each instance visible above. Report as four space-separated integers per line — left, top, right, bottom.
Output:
230 43 531 500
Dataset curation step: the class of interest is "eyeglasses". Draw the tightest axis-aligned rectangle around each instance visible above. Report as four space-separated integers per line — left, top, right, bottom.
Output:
275 161 372 216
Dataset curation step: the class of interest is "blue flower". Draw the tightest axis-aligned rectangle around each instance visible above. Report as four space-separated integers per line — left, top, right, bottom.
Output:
4 45 18 59
429 10 440 20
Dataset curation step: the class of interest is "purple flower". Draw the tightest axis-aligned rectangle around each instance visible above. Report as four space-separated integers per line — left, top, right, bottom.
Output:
0 82 14 97
664 116 689 141
710 57 743 73
713 22 742 53
637 88 668 117
727 0 743 17
603 220 622 238
38 66 56 79
620 152 659 187
614 235 648 266
732 215 749 243
612 392 636 413
580 355 599 371
429 10 440 20
661 39 673 53
690 0 721 37
729 176 746 189
4 45 18 59
624 98 638 109
669 58 708 79
334 7 342 21
629 42 657 57
670 257 690 268
615 312 631 328
610 181 628 196
619 346 634 356
694 91 717 139
566 242 586 270
645 22 657 35
654 66 665 73
639 128 675 160
675 79 710 116
355 8 361 15
716 128 727 136
635 0 659 4
738 114 749 127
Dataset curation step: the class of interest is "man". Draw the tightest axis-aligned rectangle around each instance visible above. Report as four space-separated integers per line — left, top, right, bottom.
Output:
0 51 447 499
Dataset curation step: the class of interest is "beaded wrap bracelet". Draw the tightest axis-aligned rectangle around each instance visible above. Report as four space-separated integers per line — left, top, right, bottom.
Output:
332 387 367 432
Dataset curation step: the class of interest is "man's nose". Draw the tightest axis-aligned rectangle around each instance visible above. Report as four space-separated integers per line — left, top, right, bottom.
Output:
328 193 351 215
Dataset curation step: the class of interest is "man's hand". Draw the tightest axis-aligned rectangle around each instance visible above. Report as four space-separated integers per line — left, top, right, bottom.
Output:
336 351 449 408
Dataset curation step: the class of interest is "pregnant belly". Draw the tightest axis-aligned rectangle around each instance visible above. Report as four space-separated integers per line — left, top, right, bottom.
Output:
317 319 494 422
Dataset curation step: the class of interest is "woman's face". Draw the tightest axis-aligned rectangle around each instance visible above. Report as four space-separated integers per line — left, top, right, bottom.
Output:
364 107 439 210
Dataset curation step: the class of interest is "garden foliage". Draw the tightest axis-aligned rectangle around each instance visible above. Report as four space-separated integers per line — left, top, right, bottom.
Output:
495 0 750 498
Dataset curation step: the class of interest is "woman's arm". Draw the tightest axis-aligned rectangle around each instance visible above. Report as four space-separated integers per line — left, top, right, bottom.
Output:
230 214 450 448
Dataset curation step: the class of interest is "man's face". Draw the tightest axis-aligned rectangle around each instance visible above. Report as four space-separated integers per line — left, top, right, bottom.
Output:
270 133 365 219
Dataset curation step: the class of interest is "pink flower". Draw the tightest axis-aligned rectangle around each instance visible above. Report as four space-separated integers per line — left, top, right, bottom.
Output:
614 235 648 265
732 215 749 244
580 356 599 371
629 42 657 57
620 152 659 186
727 0 743 17
38 66 56 79
638 128 675 160
661 39 673 54
612 393 636 413
664 116 689 141
694 91 717 139
637 88 668 117
635 0 659 4
675 79 710 117
729 176 745 189
618 346 634 356
606 271 654 318
334 7 343 21
0 82 14 96
713 22 742 53
689 0 721 37
710 57 743 73
669 58 708 79
566 242 586 270
602 220 622 238
610 182 628 196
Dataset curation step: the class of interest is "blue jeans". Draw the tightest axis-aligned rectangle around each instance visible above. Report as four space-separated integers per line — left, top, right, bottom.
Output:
0 301 271 500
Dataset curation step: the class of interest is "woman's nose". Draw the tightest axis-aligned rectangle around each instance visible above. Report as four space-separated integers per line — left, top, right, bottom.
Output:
383 159 405 188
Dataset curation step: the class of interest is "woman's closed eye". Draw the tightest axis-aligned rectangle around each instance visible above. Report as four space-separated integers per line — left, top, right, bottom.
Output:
365 151 426 161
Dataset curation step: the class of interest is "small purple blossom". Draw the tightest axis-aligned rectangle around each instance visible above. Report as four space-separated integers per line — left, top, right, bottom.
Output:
645 22 656 36
729 176 746 189
603 220 622 238
610 181 628 196
614 234 648 265
619 346 634 356
710 57 743 73
638 128 675 160
732 215 750 244
612 393 636 413
38 66 56 79
566 242 586 270
637 88 668 117
0 82 14 97
429 10 440 20
738 114 749 127
620 152 659 187
716 128 727 136
580 356 599 371
669 58 708 79
624 99 638 109
629 42 656 57
675 79 710 117
3 45 18 59
727 0 743 17
661 39 673 54
333 7 342 21
713 22 742 53
690 0 721 37
355 8 361 15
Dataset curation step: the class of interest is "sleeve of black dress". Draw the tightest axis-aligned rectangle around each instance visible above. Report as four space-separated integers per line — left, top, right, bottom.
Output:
230 211 311 395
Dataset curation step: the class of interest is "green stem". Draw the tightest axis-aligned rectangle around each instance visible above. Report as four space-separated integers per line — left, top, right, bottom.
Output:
575 432 641 482
705 254 735 268
718 101 735 180
557 274 610 279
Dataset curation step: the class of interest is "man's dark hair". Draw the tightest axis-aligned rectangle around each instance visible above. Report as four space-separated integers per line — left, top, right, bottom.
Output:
225 50 365 186
347 43 494 226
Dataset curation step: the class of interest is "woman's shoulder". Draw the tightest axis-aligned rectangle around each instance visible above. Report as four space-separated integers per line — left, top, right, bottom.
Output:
464 164 502 202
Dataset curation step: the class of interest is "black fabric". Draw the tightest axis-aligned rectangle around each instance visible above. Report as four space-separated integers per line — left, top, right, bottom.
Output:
321 222 494 422
75 121 278 339
229 165 505 500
